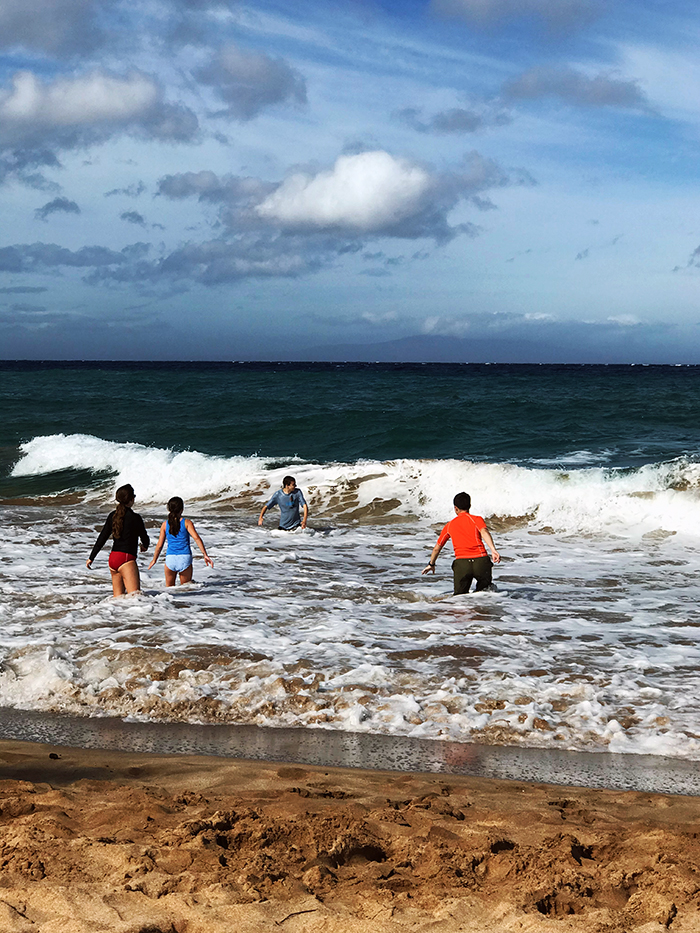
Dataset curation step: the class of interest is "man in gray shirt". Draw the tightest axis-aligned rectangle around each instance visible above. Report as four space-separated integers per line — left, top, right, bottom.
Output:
258 475 309 530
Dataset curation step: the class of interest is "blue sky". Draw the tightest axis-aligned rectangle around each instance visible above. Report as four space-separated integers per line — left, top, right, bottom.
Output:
1 0 700 361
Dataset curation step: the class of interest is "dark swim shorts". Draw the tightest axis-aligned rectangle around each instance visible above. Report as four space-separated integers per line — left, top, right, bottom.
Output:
452 556 493 594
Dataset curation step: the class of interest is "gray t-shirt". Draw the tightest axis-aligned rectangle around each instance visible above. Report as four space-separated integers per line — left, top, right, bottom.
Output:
265 488 307 529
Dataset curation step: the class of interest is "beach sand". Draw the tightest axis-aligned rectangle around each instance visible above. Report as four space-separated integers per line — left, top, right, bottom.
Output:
0 740 699 933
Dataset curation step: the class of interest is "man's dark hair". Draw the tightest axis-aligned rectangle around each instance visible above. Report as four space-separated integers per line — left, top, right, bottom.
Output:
453 492 471 512
282 475 296 488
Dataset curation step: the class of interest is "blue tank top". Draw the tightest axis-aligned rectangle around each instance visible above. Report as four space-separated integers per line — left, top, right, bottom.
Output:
166 518 191 555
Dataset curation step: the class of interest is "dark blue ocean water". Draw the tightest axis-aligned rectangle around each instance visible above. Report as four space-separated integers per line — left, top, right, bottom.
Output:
3 362 700 498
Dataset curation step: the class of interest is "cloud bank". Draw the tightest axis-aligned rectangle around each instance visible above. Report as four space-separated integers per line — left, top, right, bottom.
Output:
206 149 510 241
66 148 515 286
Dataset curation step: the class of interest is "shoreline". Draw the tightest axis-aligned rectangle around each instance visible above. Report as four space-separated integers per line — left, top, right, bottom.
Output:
1 736 700 931
1 707 699 797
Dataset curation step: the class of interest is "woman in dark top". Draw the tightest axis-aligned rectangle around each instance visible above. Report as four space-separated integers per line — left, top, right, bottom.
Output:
86 483 149 596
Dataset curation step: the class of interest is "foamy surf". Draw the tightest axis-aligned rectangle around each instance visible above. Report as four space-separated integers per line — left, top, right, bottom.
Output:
10 433 700 536
0 489 699 761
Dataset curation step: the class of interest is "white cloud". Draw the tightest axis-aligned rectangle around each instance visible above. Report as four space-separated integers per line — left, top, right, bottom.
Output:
0 70 198 149
255 150 434 233
422 315 471 337
607 314 641 326
0 71 158 133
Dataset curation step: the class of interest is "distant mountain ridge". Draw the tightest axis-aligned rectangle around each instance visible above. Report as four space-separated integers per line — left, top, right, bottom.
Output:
305 333 600 364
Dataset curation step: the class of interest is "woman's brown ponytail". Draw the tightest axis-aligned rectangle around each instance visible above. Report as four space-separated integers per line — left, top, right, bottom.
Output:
112 484 135 539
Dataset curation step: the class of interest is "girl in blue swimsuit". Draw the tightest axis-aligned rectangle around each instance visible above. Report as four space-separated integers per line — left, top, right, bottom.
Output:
148 496 213 586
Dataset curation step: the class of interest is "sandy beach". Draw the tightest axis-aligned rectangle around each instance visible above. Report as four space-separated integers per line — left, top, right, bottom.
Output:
0 740 699 932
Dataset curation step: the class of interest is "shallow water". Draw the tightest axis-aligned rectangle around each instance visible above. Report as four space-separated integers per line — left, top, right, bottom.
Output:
1 493 699 761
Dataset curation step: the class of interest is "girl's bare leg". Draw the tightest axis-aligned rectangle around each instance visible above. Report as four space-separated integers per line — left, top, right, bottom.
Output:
120 561 141 594
164 565 178 587
110 569 126 597
178 564 193 585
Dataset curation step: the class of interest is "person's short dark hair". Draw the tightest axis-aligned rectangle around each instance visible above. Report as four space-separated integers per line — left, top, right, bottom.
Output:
282 475 296 488
453 492 471 512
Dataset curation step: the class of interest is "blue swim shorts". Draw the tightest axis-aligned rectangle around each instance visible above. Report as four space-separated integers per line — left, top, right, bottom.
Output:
165 553 193 573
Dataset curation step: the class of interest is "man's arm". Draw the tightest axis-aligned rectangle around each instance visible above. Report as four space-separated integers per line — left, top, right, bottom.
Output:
480 527 500 563
301 503 308 529
422 538 447 575
259 491 278 526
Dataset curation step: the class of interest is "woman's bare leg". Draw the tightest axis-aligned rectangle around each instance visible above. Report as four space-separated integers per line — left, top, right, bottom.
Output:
120 561 141 594
164 565 177 587
110 569 126 597
178 564 193 585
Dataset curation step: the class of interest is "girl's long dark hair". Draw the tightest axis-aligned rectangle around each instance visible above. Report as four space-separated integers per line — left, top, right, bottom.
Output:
112 484 135 539
168 496 184 536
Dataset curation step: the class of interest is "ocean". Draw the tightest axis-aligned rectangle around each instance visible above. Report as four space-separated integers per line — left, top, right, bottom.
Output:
2 361 700 764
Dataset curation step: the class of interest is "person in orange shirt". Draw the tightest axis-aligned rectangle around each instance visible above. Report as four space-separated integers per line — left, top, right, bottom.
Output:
422 491 500 594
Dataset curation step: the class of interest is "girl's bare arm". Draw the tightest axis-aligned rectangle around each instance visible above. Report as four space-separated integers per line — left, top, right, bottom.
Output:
185 519 214 567
148 523 167 569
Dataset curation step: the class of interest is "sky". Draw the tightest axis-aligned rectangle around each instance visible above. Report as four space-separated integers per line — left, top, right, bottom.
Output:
2 0 700 361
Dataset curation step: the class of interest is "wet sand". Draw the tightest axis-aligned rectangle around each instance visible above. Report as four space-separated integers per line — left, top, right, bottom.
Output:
1 738 700 932
2 707 699 796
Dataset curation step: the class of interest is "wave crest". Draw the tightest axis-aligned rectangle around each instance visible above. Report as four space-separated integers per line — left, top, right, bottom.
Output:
10 433 700 535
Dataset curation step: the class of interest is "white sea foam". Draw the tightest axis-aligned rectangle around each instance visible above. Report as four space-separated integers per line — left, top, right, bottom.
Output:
1 490 700 761
527 448 617 466
12 433 269 502
11 433 700 536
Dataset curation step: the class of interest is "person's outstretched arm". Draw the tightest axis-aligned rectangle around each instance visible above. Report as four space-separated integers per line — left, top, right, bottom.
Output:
87 513 113 568
422 539 447 575
480 527 500 563
301 502 309 529
185 519 214 568
148 522 167 569
257 504 268 526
